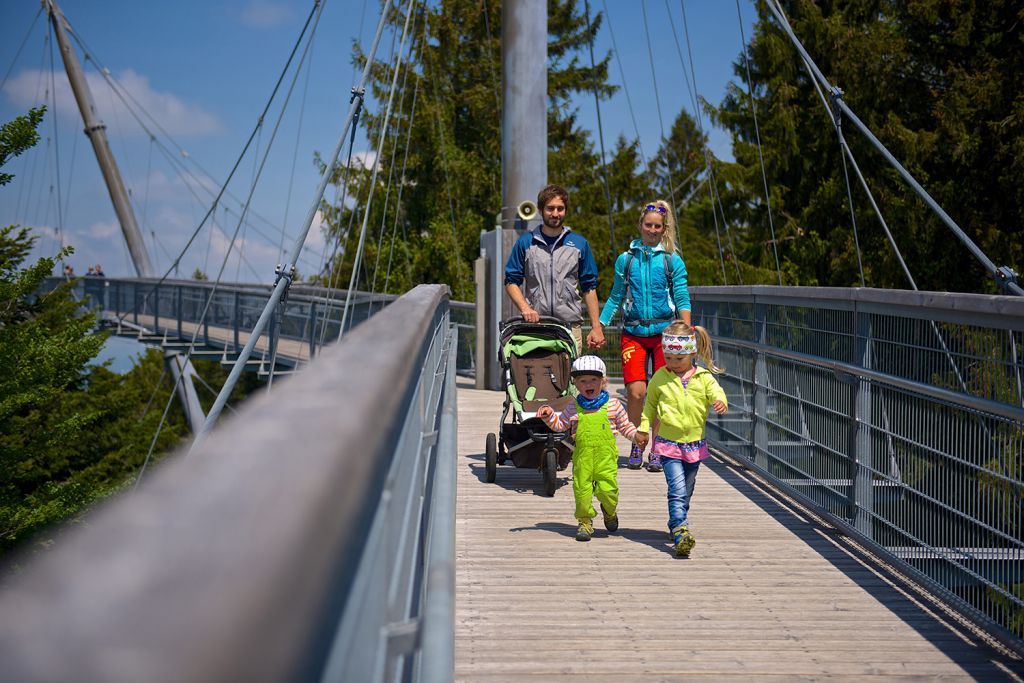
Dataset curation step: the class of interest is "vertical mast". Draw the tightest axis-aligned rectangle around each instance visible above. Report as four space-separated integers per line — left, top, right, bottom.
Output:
500 1 547 227
45 0 154 277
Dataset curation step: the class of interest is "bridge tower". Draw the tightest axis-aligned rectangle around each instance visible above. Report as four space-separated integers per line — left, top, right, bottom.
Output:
476 2 547 390
45 0 205 432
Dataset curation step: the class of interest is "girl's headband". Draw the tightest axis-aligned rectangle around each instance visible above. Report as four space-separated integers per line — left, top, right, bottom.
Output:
662 333 697 355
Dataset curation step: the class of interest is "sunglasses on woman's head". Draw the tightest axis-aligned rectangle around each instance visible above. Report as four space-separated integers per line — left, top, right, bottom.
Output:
643 204 667 214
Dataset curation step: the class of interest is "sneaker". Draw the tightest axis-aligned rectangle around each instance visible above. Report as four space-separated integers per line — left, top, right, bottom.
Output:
646 452 663 472
576 520 594 542
600 504 619 533
671 524 696 557
627 444 644 469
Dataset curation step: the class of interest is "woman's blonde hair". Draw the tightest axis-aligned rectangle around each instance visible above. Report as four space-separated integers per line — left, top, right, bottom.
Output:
638 199 679 255
662 320 724 373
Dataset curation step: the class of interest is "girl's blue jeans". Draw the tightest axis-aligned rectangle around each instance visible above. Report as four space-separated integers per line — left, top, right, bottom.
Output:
662 458 702 530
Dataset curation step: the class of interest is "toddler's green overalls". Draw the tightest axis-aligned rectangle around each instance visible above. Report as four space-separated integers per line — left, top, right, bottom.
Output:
573 404 620 523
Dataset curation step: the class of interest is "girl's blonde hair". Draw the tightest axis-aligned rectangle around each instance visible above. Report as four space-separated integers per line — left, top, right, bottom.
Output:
662 320 724 374
638 199 679 255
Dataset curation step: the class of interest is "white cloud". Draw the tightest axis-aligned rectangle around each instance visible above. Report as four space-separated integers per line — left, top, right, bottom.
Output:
240 1 293 29
86 220 119 239
126 168 219 206
305 209 326 249
3 68 221 138
351 150 377 170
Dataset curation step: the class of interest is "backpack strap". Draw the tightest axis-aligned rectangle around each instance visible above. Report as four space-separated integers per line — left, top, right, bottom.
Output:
664 252 674 308
622 252 635 312
622 251 676 326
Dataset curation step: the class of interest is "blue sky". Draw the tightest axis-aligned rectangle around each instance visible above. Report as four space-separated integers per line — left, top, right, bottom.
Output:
0 0 757 280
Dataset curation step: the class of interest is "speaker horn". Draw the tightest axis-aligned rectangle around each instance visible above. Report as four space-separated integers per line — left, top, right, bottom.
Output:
516 200 538 221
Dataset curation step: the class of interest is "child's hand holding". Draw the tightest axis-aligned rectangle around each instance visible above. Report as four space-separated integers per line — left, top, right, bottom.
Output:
536 405 554 420
634 431 649 448
712 400 728 415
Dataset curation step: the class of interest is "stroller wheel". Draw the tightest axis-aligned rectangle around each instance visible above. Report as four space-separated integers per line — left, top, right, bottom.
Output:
542 449 557 497
485 433 497 483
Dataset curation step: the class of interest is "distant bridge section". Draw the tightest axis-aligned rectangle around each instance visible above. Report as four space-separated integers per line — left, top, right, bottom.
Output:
52 277 476 376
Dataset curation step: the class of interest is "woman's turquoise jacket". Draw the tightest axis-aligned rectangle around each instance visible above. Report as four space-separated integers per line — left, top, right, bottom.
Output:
599 239 691 338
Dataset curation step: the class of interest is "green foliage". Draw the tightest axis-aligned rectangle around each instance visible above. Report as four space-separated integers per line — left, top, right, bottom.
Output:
0 106 45 187
711 1 1023 292
312 1 1021 299
0 110 267 569
316 0 627 301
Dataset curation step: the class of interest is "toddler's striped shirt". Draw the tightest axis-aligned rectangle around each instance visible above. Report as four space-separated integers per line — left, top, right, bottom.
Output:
539 397 638 440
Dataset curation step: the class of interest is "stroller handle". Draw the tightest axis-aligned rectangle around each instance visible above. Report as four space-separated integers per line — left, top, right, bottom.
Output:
503 314 569 326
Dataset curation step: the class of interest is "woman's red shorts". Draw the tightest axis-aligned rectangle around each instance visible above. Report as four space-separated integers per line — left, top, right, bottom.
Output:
620 331 665 384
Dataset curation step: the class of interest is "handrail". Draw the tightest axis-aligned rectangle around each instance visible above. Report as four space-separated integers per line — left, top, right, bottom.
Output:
694 287 1024 654
0 284 458 682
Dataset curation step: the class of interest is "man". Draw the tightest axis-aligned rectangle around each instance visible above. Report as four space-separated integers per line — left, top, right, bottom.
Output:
504 184 605 352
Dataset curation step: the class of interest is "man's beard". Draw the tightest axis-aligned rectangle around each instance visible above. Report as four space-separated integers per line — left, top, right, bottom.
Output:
544 215 562 230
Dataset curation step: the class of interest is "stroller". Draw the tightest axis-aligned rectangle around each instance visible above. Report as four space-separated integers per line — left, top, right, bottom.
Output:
485 318 577 496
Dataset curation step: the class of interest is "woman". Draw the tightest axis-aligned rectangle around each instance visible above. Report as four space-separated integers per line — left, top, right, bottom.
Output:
596 199 691 471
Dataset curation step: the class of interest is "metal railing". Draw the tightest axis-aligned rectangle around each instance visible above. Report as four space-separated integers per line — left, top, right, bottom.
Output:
0 284 458 682
48 277 476 374
693 286 1024 653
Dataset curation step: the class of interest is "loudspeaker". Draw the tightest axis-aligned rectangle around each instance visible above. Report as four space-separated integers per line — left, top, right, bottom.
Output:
516 200 538 221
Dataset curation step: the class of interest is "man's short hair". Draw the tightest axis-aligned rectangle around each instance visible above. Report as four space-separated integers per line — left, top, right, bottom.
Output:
537 184 569 211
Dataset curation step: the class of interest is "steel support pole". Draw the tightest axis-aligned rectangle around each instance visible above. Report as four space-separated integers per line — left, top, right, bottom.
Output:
45 0 154 278
500 1 547 229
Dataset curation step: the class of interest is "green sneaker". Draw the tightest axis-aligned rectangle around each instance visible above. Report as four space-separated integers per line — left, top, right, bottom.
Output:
601 504 619 533
671 524 696 557
576 520 594 542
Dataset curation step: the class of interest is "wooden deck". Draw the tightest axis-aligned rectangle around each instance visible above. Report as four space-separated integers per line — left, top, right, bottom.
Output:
455 381 1024 681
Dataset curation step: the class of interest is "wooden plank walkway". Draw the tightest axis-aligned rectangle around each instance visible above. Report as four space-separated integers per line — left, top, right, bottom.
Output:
455 381 1024 681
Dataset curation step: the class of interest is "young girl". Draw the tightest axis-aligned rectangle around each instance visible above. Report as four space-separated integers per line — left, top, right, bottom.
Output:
594 200 690 473
635 322 727 557
537 355 640 542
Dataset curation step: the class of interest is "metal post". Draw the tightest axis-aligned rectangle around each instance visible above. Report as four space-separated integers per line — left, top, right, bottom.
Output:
753 301 768 468
501 0 547 229
177 287 183 338
849 303 874 537
233 291 241 352
45 0 154 278
308 301 318 359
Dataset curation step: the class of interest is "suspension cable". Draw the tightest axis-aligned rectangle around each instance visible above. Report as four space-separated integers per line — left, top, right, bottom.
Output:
46 25 66 260
370 11 419 301
735 0 782 285
583 0 618 261
278 37 315 265
191 0 396 449
339 0 418 339
130 0 326 472
384 75 420 296
421 7 468 302
763 0 1022 296
640 2 679 212
105 0 324 329
676 0 742 281
1 6 43 92
601 0 646 165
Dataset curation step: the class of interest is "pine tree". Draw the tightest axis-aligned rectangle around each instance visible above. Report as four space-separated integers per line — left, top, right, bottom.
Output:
318 0 620 301
712 0 1023 293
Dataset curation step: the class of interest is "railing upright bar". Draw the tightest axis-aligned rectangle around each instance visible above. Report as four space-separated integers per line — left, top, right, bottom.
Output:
849 301 874 537
418 323 457 682
752 299 769 469
233 291 240 352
